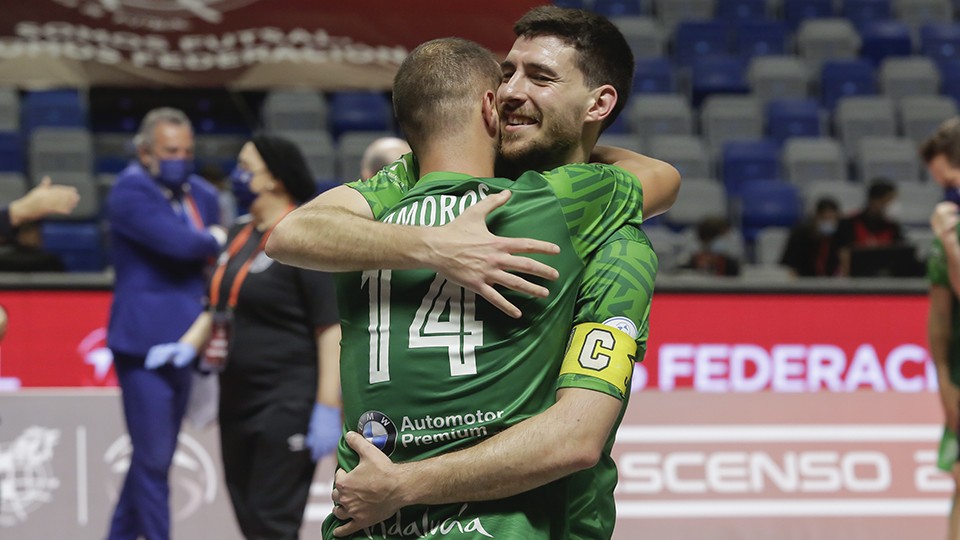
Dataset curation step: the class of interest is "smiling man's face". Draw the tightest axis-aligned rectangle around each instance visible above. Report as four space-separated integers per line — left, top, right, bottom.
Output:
497 35 595 174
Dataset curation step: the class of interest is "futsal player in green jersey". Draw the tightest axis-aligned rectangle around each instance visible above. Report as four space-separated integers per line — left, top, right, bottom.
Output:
329 159 650 538
925 117 960 539
267 8 675 540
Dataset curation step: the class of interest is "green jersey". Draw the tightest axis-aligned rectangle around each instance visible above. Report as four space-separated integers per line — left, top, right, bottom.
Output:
323 162 645 540
928 236 960 386
562 225 658 540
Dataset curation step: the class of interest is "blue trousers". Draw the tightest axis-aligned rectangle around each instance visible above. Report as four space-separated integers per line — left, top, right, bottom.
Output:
107 354 192 540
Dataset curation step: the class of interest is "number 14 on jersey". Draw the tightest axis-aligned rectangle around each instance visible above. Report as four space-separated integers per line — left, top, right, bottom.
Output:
362 270 484 384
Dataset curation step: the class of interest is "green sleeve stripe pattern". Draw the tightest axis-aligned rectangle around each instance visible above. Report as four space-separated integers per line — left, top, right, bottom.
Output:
540 164 645 260
345 153 419 219
576 226 658 353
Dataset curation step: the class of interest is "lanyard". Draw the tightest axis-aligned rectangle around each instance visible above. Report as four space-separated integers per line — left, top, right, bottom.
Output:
181 193 205 230
208 204 295 310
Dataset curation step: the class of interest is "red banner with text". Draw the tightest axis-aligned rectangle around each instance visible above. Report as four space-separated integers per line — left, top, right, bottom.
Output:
0 0 543 89
0 291 933 390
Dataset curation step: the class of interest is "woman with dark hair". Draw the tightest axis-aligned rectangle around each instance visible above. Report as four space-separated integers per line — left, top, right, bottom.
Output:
146 135 341 540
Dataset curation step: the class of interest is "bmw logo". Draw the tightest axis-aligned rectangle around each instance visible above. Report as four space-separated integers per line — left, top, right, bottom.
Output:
357 411 397 456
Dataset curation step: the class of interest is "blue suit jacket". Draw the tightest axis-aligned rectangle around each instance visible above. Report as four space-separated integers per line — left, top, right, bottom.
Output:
107 162 221 356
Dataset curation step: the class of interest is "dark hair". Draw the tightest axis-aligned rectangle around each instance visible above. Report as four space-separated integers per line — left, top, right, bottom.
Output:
251 134 316 204
696 216 730 243
393 38 501 154
920 117 960 166
815 197 839 214
867 178 897 202
514 6 634 131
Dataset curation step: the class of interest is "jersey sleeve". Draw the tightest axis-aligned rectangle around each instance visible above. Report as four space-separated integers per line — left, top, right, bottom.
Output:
558 226 658 400
539 164 645 260
345 152 419 220
929 237 951 288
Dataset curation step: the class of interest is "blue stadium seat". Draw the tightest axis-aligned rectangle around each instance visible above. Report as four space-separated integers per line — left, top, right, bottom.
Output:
21 89 86 134
735 20 788 59
937 59 960 105
860 21 913 66
633 58 675 93
0 132 24 173
604 112 630 134
842 0 892 29
691 56 749 107
820 59 877 109
739 180 802 240
553 0 587 8
921 24 960 64
717 0 767 22
41 221 106 272
783 0 834 31
593 0 646 16
327 92 393 139
766 99 822 145
722 139 780 195
674 21 730 67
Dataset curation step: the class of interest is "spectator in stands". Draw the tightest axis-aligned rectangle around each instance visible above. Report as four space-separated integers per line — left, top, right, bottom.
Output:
0 223 65 272
0 176 79 243
146 134 341 540
780 197 841 277
681 216 741 277
835 178 905 276
921 117 960 205
359 136 411 180
105 107 223 540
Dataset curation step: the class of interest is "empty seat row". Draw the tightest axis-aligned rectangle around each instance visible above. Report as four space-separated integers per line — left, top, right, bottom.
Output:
624 92 955 153
636 53 950 108
562 0 955 32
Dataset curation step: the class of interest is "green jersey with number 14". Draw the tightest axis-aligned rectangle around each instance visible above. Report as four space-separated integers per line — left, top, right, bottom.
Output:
322 163 644 539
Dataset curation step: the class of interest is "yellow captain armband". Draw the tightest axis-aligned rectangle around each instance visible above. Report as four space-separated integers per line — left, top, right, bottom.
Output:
559 322 638 397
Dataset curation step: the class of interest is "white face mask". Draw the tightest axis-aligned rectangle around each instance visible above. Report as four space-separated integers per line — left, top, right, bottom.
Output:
817 221 837 236
884 201 902 221
709 238 731 254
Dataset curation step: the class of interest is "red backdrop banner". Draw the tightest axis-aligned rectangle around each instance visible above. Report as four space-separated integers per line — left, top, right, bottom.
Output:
0 291 932 390
0 0 544 88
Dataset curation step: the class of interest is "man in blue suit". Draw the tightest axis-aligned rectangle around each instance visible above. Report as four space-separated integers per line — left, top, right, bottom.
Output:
106 107 224 540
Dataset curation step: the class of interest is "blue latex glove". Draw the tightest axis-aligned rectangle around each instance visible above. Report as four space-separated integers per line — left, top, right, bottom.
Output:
306 403 342 462
144 342 197 370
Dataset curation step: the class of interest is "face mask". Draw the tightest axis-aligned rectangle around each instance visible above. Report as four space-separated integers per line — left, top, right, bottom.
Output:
709 238 730 255
883 201 902 221
817 221 837 236
230 167 257 214
155 158 194 191
946 187 960 206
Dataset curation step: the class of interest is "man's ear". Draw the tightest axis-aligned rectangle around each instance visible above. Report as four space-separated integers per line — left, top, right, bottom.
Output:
482 90 498 137
584 84 618 125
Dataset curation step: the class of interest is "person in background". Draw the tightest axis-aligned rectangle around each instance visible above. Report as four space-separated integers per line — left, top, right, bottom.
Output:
359 137 411 180
681 216 741 277
930 200 960 540
835 178 904 276
781 197 841 277
924 118 960 539
922 117 960 205
146 134 341 540
0 222 65 272
105 107 223 540
0 176 79 243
